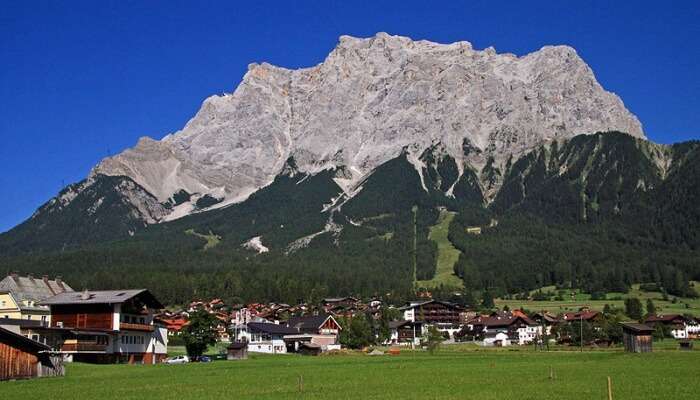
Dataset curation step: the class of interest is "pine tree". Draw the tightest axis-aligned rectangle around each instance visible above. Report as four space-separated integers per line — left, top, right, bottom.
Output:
481 290 495 309
624 297 643 321
646 298 656 316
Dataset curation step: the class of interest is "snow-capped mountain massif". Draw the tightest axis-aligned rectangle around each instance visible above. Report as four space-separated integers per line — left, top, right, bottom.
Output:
91 33 644 223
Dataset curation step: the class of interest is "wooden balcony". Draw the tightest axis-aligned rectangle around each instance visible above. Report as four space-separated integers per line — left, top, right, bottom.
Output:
120 322 154 332
61 343 107 352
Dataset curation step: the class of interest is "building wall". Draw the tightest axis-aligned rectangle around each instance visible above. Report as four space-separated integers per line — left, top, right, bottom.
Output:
247 339 287 354
0 294 21 320
0 294 50 323
51 304 113 329
0 340 38 380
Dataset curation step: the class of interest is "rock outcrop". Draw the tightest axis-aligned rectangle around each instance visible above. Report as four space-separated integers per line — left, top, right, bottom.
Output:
92 33 644 220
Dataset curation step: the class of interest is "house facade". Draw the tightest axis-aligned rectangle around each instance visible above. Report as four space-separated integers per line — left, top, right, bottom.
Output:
40 289 167 364
644 314 694 339
0 274 73 323
400 300 464 338
467 313 540 346
237 322 298 354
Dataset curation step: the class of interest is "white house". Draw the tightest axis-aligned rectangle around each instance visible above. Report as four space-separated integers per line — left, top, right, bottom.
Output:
240 322 298 354
467 313 541 346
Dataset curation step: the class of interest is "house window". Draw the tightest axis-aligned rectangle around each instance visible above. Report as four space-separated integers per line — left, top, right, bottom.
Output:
1 301 5 307
31 334 39 341
27 315 32 320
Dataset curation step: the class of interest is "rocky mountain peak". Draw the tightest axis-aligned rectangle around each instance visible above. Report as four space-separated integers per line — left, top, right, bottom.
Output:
91 33 644 221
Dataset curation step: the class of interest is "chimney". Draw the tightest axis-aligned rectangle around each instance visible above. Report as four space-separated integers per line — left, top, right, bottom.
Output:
28 273 34 282
10 272 19 281
81 289 90 300
55 276 64 291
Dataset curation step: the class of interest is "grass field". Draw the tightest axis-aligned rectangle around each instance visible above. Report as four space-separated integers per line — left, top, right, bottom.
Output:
496 283 700 316
417 210 463 289
3 346 700 399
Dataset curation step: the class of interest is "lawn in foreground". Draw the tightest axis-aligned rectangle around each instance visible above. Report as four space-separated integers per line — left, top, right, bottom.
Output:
3 350 700 400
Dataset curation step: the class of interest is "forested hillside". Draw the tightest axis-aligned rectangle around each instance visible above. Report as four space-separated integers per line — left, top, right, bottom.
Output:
1 132 698 306
451 133 700 301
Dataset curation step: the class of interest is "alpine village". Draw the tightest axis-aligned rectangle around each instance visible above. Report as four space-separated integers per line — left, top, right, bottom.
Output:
3 3 700 398
1 270 698 380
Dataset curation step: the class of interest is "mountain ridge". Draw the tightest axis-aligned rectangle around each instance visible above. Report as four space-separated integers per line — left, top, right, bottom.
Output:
89 33 643 223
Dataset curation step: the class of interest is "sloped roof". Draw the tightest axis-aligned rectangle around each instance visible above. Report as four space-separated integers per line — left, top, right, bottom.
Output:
397 300 463 311
0 275 73 310
470 314 536 328
0 326 51 353
644 314 688 324
247 322 299 335
286 314 336 331
620 322 654 334
561 311 600 321
40 289 163 308
388 320 412 329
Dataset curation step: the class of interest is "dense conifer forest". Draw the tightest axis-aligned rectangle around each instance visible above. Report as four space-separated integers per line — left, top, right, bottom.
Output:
1 132 698 305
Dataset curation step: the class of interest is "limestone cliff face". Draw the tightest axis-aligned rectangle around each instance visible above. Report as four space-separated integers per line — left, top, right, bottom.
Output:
92 33 644 219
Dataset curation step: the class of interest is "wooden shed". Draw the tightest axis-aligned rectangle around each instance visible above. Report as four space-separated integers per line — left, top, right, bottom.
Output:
621 322 653 353
226 342 248 360
0 326 64 380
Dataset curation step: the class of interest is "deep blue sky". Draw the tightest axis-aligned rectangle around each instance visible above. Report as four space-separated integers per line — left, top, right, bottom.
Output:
1 1 699 233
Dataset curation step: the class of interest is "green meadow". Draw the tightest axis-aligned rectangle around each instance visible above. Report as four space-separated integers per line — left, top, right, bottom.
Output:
4 346 699 399
496 283 700 317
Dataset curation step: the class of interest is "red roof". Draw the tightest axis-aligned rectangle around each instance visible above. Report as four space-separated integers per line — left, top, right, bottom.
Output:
644 314 688 324
470 314 536 328
561 311 600 321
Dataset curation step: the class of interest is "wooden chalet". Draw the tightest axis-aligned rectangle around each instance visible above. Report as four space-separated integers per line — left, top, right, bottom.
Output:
643 314 693 339
40 289 168 364
284 314 342 351
399 300 464 339
531 311 558 335
400 300 463 325
467 313 539 345
560 310 602 323
387 320 423 346
621 323 653 353
0 326 64 380
286 314 341 336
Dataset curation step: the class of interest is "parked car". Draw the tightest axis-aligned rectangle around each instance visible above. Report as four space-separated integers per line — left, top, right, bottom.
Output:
164 355 190 364
194 355 212 363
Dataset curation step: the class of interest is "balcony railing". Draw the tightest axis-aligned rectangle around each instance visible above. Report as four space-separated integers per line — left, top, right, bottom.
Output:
61 343 107 352
120 322 154 332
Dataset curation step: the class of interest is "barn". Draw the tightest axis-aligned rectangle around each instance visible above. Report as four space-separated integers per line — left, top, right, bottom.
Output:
621 322 653 353
0 326 64 380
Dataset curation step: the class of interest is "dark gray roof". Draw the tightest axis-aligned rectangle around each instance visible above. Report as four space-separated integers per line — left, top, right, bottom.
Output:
286 314 335 332
40 289 163 308
0 326 51 352
398 300 462 311
0 275 73 311
621 322 654 333
388 320 411 329
247 322 299 335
